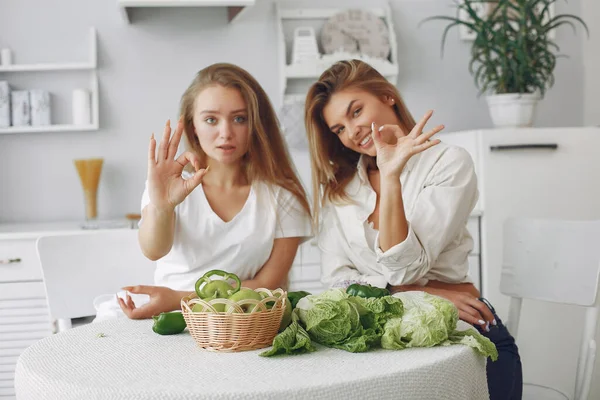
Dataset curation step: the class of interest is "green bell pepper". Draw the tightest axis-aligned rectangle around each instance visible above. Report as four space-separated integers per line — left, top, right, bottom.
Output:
346 283 390 298
152 311 187 335
287 290 311 309
194 269 241 299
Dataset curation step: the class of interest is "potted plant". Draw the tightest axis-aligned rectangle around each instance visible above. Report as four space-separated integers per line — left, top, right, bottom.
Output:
423 0 588 127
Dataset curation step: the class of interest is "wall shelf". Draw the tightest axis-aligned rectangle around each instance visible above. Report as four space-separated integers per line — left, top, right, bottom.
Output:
0 63 95 73
0 124 98 135
275 3 399 106
285 60 398 80
0 27 99 134
117 0 255 24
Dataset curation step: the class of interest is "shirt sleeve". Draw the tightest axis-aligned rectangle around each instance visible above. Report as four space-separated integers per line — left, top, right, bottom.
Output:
274 187 313 243
374 146 479 285
319 204 388 289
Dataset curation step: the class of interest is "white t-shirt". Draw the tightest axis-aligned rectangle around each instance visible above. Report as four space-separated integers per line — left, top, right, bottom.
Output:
140 172 313 291
319 142 478 289
93 175 311 322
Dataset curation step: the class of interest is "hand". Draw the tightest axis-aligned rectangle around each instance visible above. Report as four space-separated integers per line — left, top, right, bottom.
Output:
148 119 209 212
388 284 495 330
117 285 182 319
429 288 495 330
372 110 443 179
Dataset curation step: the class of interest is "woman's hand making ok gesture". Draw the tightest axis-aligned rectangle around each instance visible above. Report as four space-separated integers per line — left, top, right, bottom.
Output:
372 110 443 179
147 119 209 212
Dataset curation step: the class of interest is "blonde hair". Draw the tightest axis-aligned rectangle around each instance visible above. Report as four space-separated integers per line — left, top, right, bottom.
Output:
180 63 311 218
305 59 416 225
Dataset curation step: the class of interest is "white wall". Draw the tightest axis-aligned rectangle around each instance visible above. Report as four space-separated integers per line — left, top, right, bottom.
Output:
0 0 585 223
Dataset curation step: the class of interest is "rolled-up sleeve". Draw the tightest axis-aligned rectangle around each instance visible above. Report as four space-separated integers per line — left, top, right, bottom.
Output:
374 147 478 285
319 206 388 288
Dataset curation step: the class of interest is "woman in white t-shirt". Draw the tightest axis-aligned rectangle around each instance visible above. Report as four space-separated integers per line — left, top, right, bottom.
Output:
304 60 521 400
115 63 312 319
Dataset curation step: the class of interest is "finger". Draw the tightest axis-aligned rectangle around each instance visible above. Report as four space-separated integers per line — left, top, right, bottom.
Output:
458 309 487 327
148 133 157 165
412 139 441 153
460 300 491 328
158 120 171 161
168 117 184 160
117 295 133 318
370 122 384 149
416 124 445 145
126 293 136 310
409 109 434 138
122 285 154 295
189 168 209 191
126 303 154 320
377 123 405 140
456 296 487 325
468 298 495 324
458 307 487 327
175 151 200 170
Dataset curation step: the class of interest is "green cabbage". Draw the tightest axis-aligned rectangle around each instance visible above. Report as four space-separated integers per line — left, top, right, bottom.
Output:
381 291 497 360
261 289 497 361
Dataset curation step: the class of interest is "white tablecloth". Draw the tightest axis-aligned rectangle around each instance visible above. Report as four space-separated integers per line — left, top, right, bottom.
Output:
15 318 489 400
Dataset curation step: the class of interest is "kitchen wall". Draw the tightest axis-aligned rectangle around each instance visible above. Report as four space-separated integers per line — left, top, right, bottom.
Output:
0 0 586 224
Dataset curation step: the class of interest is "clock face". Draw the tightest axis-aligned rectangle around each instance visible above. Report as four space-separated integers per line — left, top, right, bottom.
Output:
320 9 391 59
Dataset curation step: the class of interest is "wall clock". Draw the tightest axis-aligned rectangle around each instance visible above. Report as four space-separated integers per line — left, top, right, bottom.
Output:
320 9 391 60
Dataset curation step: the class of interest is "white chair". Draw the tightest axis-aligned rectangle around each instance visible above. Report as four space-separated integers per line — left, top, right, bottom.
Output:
501 218 600 400
36 230 155 331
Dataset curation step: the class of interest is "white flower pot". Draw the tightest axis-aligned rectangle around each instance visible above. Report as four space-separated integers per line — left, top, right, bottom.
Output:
486 93 540 128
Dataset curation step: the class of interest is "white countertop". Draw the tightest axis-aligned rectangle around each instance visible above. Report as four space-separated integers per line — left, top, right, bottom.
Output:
0 219 134 240
0 210 482 240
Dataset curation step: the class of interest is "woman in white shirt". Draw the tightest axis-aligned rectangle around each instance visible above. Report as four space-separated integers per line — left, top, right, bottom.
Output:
115 63 312 319
304 60 521 400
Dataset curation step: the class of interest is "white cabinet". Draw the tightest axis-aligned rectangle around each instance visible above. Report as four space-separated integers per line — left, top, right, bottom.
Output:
0 221 131 399
441 127 600 396
441 127 600 319
0 282 52 399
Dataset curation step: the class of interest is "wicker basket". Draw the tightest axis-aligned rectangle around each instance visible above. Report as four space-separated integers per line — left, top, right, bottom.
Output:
181 287 287 352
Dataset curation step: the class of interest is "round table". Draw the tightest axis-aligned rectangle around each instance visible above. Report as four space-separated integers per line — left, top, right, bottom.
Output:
15 318 489 400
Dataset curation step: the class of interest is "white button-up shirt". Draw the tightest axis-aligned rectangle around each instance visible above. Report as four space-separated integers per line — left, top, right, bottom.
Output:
319 142 478 288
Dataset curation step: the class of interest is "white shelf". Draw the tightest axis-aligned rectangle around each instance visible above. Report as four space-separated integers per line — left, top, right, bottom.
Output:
0 27 100 135
117 0 255 23
0 124 98 135
0 63 95 73
276 2 400 107
285 61 398 80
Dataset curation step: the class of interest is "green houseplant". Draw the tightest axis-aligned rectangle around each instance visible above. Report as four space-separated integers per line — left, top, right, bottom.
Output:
423 0 588 127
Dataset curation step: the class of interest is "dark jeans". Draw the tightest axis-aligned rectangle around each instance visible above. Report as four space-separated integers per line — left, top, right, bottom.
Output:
477 298 523 400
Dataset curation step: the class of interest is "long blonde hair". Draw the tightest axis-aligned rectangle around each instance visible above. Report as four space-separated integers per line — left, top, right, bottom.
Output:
305 59 417 225
180 63 311 218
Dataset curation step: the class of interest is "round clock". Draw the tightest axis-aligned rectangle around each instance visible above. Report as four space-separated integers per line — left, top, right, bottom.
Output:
320 9 391 59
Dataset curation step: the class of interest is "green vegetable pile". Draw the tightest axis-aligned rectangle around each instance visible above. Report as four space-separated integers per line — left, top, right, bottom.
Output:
260 286 498 361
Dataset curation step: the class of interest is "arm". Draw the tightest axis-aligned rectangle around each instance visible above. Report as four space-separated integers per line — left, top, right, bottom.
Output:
389 280 480 298
388 280 495 327
138 119 207 261
243 237 301 289
138 204 176 261
378 176 408 251
373 146 478 286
